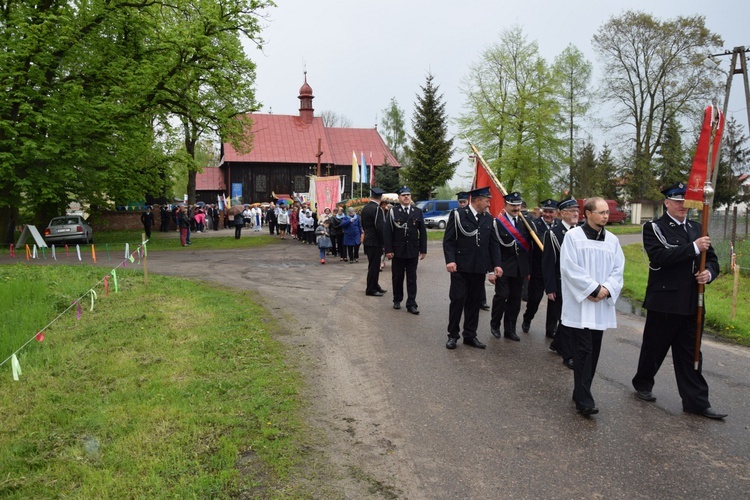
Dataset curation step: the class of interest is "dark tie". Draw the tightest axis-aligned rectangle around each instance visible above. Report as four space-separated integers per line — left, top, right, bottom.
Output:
512 217 517 228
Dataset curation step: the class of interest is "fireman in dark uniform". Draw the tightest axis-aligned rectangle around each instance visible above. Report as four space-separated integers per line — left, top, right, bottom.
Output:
361 187 387 296
522 198 558 334
490 192 533 341
443 186 503 349
632 182 726 419
384 186 427 314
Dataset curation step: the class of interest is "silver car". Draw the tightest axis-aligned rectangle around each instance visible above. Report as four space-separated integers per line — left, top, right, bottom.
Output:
44 216 94 244
424 211 451 229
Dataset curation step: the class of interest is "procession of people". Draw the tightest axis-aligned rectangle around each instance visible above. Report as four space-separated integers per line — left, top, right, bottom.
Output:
166 181 726 420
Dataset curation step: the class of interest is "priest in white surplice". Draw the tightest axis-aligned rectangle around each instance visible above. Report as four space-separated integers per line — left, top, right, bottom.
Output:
560 197 625 417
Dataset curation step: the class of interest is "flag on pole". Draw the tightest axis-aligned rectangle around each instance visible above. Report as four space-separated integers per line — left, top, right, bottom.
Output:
685 104 724 209
369 152 375 186
351 151 360 183
472 155 505 217
361 152 368 184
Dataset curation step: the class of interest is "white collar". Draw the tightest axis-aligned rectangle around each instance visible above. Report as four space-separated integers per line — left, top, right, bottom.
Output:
666 213 687 226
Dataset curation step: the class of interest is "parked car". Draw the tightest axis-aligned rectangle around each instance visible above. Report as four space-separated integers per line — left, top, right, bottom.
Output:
424 210 452 229
415 199 459 218
576 199 628 225
44 215 94 244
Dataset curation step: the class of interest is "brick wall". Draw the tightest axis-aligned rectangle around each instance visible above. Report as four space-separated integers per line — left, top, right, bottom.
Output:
88 206 175 231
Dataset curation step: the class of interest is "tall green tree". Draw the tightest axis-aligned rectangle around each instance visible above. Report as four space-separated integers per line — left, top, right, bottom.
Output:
380 98 408 163
0 0 270 242
373 159 401 193
592 11 722 200
597 144 620 201
404 73 458 200
552 44 592 194
654 115 688 190
573 142 599 198
459 26 562 202
714 117 750 208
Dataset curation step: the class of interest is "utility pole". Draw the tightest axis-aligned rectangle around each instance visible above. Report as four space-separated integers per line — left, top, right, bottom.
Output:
709 46 750 187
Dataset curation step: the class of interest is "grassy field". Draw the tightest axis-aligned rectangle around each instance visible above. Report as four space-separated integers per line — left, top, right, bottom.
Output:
0 229 281 258
0 264 332 497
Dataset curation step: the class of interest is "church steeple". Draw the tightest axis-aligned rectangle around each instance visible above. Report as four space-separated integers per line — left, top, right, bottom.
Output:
298 71 314 124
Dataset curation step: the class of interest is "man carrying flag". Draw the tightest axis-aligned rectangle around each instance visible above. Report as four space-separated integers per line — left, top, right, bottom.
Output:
631 182 726 419
490 192 533 342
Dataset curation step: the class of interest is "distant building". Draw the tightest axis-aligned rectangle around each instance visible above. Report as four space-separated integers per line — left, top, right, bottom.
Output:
214 73 400 204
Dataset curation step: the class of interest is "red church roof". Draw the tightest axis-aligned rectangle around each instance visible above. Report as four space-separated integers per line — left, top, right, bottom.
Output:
222 113 400 167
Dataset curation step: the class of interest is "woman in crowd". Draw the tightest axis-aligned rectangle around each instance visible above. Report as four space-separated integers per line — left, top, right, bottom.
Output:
315 220 332 264
289 205 299 239
194 208 205 233
340 207 363 263
333 207 346 261
277 204 290 239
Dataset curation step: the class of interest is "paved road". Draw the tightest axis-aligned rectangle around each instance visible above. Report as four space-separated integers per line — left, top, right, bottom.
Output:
101 231 750 498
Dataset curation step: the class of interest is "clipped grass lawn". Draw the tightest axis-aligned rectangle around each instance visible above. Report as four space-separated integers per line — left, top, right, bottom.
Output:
0 264 329 497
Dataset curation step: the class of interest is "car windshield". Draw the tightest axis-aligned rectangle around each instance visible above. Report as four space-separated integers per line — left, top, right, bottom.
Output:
51 218 80 226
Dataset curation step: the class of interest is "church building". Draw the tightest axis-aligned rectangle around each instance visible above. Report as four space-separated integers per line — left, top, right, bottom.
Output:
214 73 400 204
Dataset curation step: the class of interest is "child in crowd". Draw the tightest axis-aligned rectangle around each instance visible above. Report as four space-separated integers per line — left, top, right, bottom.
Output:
315 220 332 264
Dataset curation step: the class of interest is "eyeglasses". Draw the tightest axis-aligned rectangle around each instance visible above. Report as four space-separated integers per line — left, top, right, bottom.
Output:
590 210 610 216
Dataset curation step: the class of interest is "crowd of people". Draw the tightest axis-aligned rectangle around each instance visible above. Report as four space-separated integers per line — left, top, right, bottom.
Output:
440 182 726 420
143 182 727 420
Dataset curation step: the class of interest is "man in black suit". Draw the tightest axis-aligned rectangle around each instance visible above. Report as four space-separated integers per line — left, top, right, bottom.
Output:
456 191 491 311
632 182 727 419
443 186 503 349
490 192 533 341
384 186 427 313
543 197 579 369
361 187 387 297
522 198 558 334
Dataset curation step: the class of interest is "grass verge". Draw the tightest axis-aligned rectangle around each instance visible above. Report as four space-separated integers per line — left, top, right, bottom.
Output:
622 243 750 345
0 264 333 497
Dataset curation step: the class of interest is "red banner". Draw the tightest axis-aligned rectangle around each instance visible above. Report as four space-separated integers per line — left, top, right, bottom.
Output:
314 176 341 213
685 105 724 209
473 156 506 217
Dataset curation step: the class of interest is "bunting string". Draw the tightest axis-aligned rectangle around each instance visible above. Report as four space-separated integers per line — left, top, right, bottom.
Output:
0 239 149 378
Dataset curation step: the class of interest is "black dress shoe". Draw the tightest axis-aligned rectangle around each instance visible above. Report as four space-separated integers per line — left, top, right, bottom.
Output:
480 303 491 311
579 406 599 416
545 331 555 339
505 331 521 341
406 306 420 315
490 327 502 338
377 288 387 293
563 358 574 370
521 322 530 333
463 337 486 349
446 338 458 349
366 291 385 297
685 407 727 420
635 390 656 402
393 302 401 309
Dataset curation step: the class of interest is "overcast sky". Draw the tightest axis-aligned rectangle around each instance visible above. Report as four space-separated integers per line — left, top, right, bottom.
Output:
244 0 749 185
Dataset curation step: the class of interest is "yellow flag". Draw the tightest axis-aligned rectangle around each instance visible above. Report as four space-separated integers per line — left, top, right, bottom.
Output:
352 151 360 183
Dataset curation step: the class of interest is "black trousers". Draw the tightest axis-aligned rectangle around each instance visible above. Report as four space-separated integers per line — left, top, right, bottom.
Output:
522 272 545 326
330 234 339 256
548 297 572 360
391 256 419 307
143 225 152 239
364 245 383 294
490 274 524 334
632 311 711 412
567 326 603 409
447 272 485 339
268 220 276 235
235 225 242 239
